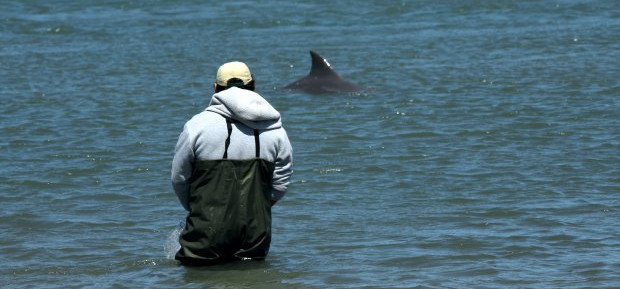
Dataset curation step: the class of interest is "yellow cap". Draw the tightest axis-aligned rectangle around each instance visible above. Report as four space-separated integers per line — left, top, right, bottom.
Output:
215 61 253 87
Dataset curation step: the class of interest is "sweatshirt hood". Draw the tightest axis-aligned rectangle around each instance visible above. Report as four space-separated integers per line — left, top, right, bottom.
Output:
206 87 282 130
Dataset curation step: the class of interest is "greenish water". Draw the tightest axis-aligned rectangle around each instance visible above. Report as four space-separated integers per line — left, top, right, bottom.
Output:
1 1 619 288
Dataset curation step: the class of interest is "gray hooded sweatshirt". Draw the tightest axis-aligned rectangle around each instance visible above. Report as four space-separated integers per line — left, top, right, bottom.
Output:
171 87 293 211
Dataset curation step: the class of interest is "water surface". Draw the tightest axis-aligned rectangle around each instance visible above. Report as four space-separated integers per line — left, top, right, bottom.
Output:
1 1 619 288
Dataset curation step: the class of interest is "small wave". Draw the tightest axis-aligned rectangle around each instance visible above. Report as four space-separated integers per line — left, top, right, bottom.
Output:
163 220 184 260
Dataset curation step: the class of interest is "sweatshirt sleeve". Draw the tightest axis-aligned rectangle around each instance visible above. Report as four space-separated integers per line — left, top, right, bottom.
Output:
171 124 195 211
271 128 293 201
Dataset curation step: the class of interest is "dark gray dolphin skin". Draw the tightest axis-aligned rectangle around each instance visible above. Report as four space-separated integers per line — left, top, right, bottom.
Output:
285 50 361 94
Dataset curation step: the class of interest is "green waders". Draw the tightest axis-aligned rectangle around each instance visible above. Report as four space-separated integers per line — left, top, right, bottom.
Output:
176 118 275 265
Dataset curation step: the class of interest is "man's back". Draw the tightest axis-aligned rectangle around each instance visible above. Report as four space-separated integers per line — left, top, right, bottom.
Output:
171 87 293 210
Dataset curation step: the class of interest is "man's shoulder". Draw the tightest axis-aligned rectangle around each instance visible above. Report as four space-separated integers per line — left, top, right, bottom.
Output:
182 110 226 134
187 110 223 123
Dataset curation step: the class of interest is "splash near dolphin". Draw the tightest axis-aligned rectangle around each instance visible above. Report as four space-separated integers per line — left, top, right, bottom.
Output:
285 50 361 94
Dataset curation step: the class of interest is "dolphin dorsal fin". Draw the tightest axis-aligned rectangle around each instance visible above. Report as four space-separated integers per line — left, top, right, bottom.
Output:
309 50 339 77
284 50 362 93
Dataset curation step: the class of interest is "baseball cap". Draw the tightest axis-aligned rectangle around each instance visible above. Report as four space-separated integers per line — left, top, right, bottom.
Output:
215 61 253 87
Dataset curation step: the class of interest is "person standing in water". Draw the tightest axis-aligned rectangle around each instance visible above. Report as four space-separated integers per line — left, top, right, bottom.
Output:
171 61 293 265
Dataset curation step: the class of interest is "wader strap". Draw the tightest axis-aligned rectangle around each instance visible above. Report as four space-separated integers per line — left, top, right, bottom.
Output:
254 129 260 158
223 118 260 159
223 118 233 159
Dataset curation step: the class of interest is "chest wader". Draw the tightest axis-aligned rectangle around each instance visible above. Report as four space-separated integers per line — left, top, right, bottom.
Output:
176 118 275 265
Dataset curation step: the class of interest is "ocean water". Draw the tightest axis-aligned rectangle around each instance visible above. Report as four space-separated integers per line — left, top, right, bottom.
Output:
1 0 619 288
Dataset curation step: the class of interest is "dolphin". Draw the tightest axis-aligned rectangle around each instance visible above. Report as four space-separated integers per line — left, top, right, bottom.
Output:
285 50 361 94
